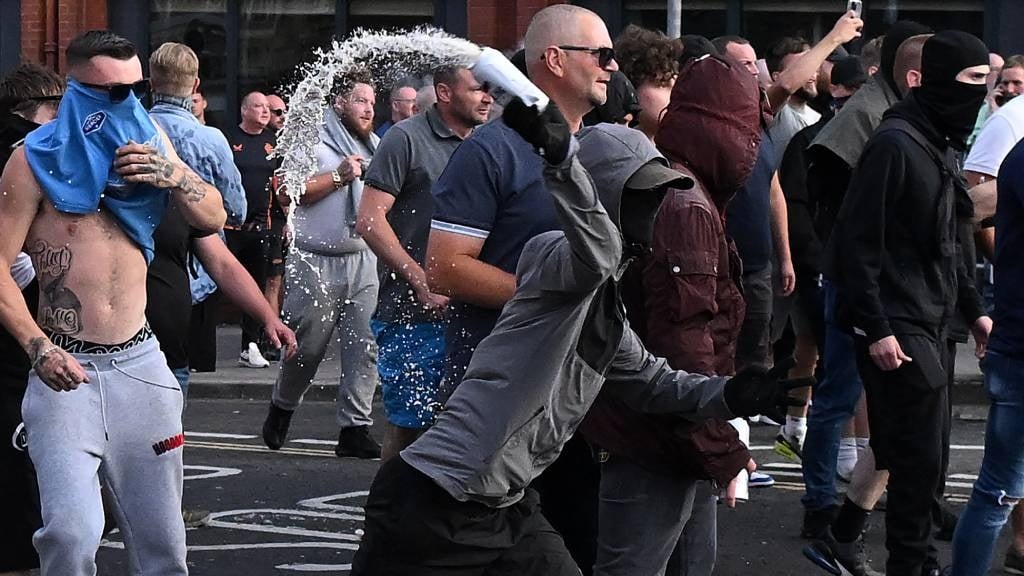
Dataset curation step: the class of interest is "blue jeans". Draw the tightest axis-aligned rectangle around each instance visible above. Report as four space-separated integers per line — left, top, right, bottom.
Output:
172 366 190 401
801 279 863 511
951 350 1024 575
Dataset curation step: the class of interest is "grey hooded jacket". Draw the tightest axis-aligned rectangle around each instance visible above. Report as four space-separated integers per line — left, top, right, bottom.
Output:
402 124 736 508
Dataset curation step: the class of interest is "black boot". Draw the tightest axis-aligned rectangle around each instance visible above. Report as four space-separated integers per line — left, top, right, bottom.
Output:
335 425 381 459
262 403 294 450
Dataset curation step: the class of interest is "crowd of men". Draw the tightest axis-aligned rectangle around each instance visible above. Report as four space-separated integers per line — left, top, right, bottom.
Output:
2 3 1024 576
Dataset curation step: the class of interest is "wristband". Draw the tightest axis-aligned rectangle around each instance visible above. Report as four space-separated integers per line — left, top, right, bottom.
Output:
32 345 61 369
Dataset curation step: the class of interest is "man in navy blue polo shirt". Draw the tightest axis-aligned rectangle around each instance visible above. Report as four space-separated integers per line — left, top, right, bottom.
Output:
951 136 1024 574
425 5 618 573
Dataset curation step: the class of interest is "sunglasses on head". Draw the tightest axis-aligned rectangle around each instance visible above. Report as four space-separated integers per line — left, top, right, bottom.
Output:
271 108 285 117
558 45 616 68
78 78 150 103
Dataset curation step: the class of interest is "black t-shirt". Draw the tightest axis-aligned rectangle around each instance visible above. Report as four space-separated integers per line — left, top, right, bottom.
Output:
222 125 282 228
147 203 214 369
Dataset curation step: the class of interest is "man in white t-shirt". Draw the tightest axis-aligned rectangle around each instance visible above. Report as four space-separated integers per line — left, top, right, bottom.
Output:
965 85 1024 256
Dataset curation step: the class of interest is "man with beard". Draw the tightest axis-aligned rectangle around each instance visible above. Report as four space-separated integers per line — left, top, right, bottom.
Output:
263 77 382 459
0 61 63 576
826 30 992 576
772 56 868 465
266 93 286 134
348 67 491 461
768 37 822 161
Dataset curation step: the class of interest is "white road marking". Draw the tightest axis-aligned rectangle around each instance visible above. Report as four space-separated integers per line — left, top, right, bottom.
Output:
291 439 338 446
186 432 258 440
183 465 243 481
189 440 336 458
298 492 370 513
205 508 365 541
277 562 351 572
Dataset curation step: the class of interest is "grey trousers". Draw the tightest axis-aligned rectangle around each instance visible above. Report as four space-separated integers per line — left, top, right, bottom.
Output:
23 337 187 576
273 249 379 428
594 456 717 576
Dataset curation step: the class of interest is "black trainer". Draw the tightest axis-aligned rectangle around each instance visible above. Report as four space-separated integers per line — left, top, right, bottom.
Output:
261 403 294 450
335 425 381 459
803 528 884 576
802 504 840 540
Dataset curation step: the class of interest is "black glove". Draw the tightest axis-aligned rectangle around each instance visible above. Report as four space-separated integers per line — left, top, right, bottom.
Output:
502 97 572 165
723 358 813 424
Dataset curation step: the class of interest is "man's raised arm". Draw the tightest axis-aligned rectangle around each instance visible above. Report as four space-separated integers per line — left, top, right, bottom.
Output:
113 127 226 232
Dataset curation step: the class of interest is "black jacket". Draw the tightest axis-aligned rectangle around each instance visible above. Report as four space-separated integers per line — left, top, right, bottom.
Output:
779 111 831 275
826 93 985 342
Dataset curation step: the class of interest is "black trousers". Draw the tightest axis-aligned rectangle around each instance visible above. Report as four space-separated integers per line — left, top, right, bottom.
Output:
857 333 949 576
226 229 270 351
351 456 580 576
533 434 600 575
188 290 220 372
0 383 41 571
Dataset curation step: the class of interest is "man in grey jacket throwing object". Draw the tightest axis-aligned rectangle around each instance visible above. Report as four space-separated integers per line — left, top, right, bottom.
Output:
350 100 806 575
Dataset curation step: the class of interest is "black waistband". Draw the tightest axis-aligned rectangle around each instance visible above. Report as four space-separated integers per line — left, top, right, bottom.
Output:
46 324 153 354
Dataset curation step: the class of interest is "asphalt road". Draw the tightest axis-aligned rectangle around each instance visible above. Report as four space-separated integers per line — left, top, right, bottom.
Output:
95 398 1003 575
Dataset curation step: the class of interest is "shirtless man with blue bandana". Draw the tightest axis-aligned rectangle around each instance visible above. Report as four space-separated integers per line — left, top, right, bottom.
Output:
0 31 225 576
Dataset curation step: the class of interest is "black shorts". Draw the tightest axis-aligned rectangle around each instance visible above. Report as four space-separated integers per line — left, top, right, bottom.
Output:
351 456 580 576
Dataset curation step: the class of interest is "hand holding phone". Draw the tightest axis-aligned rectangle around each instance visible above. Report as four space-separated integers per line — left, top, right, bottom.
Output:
847 0 863 18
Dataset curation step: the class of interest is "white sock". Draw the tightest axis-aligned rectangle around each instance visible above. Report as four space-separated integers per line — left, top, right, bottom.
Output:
785 416 807 443
855 437 869 450
837 437 859 479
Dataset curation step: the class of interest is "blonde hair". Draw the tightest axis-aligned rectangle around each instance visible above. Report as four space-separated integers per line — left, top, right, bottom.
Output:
150 42 199 97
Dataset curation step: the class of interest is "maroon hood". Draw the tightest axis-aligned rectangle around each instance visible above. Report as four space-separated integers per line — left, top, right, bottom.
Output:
657 54 765 204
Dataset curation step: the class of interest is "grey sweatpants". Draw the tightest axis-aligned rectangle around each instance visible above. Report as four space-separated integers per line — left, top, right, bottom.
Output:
594 456 717 576
22 337 186 576
273 248 378 428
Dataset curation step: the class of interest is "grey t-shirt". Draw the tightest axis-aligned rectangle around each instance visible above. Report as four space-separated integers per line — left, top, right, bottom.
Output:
364 106 465 323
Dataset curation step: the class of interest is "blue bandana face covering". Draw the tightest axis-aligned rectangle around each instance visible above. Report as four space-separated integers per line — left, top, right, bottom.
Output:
23 78 170 263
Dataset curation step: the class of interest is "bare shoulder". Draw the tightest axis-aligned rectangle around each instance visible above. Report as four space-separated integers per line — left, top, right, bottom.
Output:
0 147 43 264
0 147 43 213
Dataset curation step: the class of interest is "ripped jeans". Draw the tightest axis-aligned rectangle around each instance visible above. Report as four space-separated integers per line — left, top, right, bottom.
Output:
951 349 1024 576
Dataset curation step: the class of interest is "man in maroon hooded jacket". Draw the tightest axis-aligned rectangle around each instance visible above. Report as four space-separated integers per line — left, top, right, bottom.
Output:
581 52 770 576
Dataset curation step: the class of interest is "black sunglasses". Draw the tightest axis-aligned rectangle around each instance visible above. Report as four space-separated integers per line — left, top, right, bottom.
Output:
558 45 616 68
271 108 285 117
78 78 150 103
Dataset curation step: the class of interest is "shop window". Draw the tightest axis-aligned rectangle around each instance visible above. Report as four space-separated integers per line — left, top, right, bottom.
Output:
150 0 228 126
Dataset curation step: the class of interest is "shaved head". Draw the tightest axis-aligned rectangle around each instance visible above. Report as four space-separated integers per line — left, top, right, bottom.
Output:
524 4 601 64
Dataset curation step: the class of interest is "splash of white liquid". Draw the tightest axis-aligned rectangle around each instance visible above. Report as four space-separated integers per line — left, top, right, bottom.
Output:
275 27 481 207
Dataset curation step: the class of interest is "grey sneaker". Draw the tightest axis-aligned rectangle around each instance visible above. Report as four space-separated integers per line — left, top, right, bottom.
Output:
803 528 884 576
182 507 211 528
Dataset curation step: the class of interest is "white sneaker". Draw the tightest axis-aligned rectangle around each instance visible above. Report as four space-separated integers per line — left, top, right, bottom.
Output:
749 414 782 427
239 342 270 368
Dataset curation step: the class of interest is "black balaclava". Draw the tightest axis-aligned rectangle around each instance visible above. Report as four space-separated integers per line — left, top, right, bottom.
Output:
880 21 932 96
583 71 641 126
915 30 990 150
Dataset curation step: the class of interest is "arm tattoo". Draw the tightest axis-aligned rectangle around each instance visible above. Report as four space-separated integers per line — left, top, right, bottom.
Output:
173 168 208 203
28 240 83 335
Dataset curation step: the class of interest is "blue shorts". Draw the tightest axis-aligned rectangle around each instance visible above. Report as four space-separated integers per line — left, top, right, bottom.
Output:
370 320 446 429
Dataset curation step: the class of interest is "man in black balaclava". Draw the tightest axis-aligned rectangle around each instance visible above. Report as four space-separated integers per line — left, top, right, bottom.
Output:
826 30 992 576
797 19 931 553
